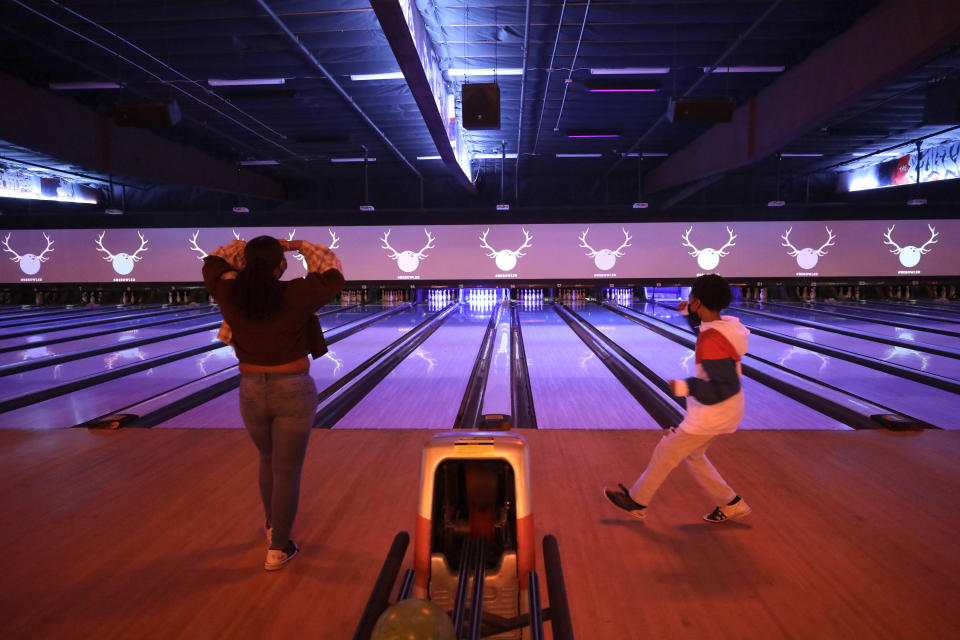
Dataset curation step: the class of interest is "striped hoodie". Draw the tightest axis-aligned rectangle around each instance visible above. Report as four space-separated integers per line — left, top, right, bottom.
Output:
673 313 750 435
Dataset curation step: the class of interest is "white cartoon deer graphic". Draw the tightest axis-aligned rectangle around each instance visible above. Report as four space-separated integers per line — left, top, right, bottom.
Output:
578 228 632 271
781 227 836 270
883 224 938 268
95 231 148 275
681 226 736 271
3 232 54 275
381 229 435 273
479 228 533 272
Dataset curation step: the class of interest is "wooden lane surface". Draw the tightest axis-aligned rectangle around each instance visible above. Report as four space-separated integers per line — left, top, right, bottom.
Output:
0 428 958 639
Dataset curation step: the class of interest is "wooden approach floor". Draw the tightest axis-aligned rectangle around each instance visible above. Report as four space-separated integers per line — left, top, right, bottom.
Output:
0 427 958 640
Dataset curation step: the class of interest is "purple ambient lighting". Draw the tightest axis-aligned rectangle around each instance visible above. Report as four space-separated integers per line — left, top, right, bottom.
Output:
566 134 621 138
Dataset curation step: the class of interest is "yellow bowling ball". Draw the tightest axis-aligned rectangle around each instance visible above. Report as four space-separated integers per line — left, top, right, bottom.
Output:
370 598 455 640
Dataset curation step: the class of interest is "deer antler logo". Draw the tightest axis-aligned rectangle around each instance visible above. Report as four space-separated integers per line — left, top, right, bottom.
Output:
781 227 835 270
188 230 208 260
479 228 533 272
3 232 54 275
95 231 148 275
286 229 341 271
578 228 631 271
380 229 435 273
883 224 938 268
681 226 736 271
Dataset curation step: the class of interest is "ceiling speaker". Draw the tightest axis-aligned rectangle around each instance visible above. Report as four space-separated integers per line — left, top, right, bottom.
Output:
667 98 735 123
462 83 500 130
114 101 182 127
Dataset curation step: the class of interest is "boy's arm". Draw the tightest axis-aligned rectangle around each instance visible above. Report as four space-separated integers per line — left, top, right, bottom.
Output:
669 330 741 405
671 359 741 405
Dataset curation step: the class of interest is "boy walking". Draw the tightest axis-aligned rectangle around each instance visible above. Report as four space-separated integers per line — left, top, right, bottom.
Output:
604 274 752 523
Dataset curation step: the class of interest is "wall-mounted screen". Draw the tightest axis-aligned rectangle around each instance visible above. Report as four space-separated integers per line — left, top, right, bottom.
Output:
1 219 957 284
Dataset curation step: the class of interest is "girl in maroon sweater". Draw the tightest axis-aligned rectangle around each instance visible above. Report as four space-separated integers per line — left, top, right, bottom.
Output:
203 235 343 570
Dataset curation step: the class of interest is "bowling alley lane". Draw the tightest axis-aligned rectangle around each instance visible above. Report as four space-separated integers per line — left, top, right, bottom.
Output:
0 306 217 352
722 309 960 379
769 301 960 334
735 301 960 350
157 305 432 428
0 346 239 429
331 304 492 428
642 304 960 429
520 304 661 429
0 312 219 366
574 304 849 430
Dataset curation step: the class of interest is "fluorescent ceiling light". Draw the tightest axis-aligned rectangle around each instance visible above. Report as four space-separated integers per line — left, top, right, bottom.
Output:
703 66 785 73
474 153 518 159
350 72 405 81
623 152 668 158
906 198 927 206
49 81 121 90
331 157 376 163
590 67 670 75
587 87 658 93
232 206 250 213
446 68 523 77
104 208 124 215
767 200 786 207
239 160 279 166
416 155 442 160
780 153 824 158
556 153 602 158
208 78 285 86
566 131 620 139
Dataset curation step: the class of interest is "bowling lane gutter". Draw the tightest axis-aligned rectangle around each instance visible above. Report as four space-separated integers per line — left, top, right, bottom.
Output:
755 301 960 338
0 303 148 321
0 308 221 353
510 303 537 429
609 303 935 430
847 300 960 318
0 305 220 340
78 304 408 428
730 304 960 359
313 303 460 429
554 303 683 429
454 303 504 428
0 304 358 376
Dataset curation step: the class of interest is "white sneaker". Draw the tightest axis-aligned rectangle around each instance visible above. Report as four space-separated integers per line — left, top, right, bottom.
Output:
703 498 752 523
264 541 299 571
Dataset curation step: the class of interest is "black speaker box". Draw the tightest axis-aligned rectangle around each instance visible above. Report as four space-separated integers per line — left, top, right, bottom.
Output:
667 98 735 123
114 101 182 127
462 83 500 130
923 79 960 125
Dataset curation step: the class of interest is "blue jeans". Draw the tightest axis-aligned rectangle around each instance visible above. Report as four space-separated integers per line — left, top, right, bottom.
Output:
239 371 318 549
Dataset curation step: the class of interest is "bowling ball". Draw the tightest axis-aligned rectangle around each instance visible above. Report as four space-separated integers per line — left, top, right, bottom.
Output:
370 598 455 640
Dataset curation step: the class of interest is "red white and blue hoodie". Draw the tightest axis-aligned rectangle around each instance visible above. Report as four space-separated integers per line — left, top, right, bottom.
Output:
673 311 750 435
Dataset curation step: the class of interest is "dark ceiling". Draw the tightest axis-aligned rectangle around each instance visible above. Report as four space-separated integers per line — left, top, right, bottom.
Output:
1 0 959 219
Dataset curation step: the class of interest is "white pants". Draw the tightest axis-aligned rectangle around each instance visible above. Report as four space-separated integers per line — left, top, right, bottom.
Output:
629 427 737 507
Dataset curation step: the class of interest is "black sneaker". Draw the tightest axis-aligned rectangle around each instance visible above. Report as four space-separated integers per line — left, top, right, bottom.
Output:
703 498 752 523
603 484 647 520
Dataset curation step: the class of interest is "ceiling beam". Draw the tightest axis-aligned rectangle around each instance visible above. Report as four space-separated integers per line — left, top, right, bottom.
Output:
0 71 285 200
645 0 960 195
369 0 476 195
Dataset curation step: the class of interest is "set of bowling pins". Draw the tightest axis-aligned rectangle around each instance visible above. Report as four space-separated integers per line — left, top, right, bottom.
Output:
557 287 585 301
341 289 366 303
885 285 913 300
464 289 503 303
381 289 411 303
426 289 457 304
167 289 190 304
79 289 104 305
933 285 956 300
836 286 860 300
604 287 633 303
796 286 817 301
741 287 766 301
